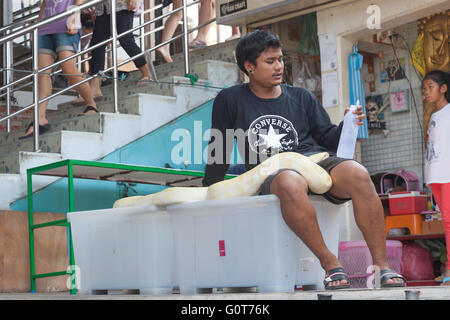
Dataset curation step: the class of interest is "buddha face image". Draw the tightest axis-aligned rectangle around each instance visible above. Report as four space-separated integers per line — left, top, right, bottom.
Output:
422 13 450 72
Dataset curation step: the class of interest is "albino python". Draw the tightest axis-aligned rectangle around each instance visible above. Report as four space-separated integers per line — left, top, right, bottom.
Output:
113 152 331 208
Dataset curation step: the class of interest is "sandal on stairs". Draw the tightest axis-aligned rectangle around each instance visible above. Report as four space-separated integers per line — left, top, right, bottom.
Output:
188 40 207 49
19 122 50 140
79 105 99 116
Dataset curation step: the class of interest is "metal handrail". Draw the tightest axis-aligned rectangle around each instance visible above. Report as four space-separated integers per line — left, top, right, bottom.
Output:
0 6 40 35
0 23 167 103
0 13 38 35
0 1 199 91
0 0 102 140
5 2 181 82
1 3 167 97
0 0 213 152
12 2 41 18
1 0 201 76
0 1 104 45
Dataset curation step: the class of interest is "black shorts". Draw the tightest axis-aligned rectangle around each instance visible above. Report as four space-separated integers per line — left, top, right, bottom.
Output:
258 156 354 204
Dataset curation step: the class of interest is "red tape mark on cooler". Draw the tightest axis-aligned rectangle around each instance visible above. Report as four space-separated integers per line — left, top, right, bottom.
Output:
219 240 225 256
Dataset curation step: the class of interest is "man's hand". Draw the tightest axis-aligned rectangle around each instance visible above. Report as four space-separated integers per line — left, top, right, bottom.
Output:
128 0 137 11
344 105 366 126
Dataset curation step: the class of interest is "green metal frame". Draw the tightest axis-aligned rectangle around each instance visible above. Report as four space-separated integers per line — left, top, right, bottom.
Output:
27 159 236 295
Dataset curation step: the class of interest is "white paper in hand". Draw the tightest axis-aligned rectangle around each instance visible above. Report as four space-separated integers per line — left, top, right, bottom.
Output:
66 5 82 30
337 104 359 159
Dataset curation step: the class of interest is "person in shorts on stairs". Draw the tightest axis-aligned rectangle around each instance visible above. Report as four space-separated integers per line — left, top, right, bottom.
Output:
202 30 406 290
188 0 215 49
156 0 183 63
20 0 98 139
71 0 152 110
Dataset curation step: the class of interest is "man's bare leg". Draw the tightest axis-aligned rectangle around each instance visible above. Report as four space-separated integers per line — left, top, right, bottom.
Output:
327 160 405 285
270 170 346 288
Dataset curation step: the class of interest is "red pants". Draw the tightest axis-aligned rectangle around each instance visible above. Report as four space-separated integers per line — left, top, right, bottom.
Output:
429 183 450 269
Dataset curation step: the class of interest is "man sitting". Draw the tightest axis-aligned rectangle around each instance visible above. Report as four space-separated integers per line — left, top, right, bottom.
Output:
202 30 406 290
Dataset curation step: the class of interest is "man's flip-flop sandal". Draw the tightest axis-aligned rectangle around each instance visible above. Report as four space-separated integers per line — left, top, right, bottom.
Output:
441 277 450 285
19 122 50 139
323 267 351 290
380 269 406 288
79 105 99 116
188 40 207 49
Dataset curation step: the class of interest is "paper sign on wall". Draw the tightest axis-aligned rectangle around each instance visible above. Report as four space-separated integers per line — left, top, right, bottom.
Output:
322 71 339 108
319 33 338 72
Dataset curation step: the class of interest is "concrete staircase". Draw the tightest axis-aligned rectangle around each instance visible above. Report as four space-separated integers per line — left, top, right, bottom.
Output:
0 39 241 209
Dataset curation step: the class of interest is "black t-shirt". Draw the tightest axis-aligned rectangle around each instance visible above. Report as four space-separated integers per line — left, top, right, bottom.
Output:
203 83 343 186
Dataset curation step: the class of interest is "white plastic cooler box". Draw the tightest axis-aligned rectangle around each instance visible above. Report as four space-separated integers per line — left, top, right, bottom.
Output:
167 194 344 294
68 205 175 294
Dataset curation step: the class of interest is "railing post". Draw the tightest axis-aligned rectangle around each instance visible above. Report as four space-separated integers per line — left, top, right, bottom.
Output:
110 0 119 113
182 0 190 76
1 0 207 130
32 28 40 151
140 9 145 52
5 31 12 133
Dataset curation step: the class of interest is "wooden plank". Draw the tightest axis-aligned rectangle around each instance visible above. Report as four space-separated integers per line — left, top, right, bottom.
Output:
0 210 69 293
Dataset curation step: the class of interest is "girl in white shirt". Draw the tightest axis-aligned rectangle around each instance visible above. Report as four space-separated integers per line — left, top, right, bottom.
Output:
423 70 450 286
